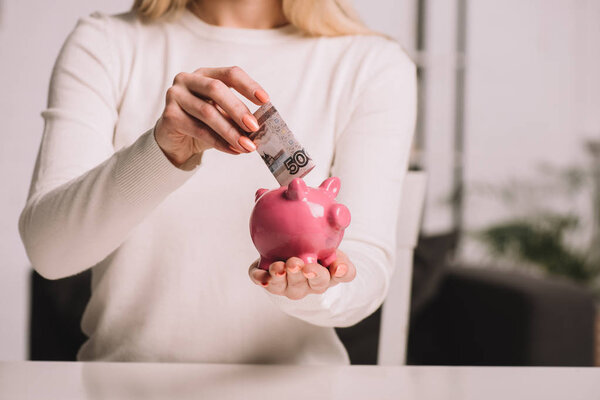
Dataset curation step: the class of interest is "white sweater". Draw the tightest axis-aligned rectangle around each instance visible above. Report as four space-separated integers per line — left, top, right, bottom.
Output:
19 9 416 364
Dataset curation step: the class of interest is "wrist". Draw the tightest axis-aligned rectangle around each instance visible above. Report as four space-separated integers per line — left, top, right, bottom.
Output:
152 122 201 170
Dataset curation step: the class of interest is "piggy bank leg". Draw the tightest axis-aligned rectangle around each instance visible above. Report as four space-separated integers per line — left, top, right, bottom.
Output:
258 257 274 271
320 252 337 268
298 253 318 266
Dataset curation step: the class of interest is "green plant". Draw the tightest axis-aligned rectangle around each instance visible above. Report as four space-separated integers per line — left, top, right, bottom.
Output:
474 140 600 292
478 214 597 283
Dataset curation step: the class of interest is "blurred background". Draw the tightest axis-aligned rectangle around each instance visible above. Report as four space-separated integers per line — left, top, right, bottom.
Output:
1 0 599 365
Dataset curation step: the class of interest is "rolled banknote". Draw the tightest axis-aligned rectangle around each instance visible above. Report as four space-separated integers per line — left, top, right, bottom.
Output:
249 102 315 186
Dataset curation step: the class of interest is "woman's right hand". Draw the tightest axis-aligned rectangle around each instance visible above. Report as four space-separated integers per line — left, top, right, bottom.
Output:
154 66 270 167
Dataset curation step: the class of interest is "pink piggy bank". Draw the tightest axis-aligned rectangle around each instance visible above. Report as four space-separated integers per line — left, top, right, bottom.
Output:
249 177 351 271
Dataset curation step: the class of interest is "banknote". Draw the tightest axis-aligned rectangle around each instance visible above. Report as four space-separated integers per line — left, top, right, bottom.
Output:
249 102 315 186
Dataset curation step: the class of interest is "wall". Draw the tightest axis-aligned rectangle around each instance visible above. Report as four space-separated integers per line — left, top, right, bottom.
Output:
460 0 600 262
360 0 600 258
0 0 126 361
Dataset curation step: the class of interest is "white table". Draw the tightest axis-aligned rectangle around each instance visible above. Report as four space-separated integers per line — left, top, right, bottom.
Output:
1 362 599 400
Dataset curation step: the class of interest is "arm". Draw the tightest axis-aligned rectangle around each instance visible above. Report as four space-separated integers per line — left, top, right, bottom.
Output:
251 40 417 327
21 13 270 280
19 13 195 280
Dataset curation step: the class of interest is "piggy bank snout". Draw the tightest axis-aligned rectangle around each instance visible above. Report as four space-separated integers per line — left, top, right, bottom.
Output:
328 204 351 230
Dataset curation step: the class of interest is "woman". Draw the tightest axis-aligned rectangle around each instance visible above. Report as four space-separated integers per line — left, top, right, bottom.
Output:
19 0 416 364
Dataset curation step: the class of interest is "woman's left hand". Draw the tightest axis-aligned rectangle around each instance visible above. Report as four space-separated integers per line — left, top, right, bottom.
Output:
248 249 356 300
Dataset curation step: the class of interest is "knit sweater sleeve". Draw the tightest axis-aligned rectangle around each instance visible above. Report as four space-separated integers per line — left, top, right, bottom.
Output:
19 13 195 280
267 39 417 327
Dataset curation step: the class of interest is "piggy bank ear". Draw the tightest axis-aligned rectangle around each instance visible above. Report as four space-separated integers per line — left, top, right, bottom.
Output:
328 204 351 230
255 188 269 202
319 177 341 198
285 178 308 200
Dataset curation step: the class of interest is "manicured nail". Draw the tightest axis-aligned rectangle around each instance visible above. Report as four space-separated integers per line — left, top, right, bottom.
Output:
289 266 300 273
254 89 270 103
260 280 268 287
242 114 260 132
304 272 316 279
238 136 256 152
334 264 347 278
276 270 286 277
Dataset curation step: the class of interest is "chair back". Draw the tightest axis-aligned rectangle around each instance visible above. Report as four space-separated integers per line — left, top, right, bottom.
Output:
377 171 427 365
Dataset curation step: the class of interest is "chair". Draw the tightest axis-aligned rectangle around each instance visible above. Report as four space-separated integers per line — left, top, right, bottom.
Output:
377 171 427 365
406 266 597 366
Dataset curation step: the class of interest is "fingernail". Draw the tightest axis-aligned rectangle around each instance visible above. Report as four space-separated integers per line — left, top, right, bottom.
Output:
334 264 347 278
289 266 300 273
276 270 286 277
260 280 269 287
304 272 316 279
238 136 256 152
242 114 260 132
254 89 270 103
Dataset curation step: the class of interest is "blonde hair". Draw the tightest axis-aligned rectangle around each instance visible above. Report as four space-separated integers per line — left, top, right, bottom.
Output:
131 0 375 37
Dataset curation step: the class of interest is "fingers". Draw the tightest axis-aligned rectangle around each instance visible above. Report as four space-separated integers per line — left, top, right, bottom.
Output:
188 115 242 155
248 260 269 287
196 66 270 106
284 257 309 300
170 85 251 153
329 250 356 285
249 252 356 300
266 261 287 295
159 66 267 162
158 101 239 158
170 67 267 155
184 74 260 134
302 263 330 294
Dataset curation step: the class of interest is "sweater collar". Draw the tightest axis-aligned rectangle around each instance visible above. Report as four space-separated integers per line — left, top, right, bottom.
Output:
178 7 300 44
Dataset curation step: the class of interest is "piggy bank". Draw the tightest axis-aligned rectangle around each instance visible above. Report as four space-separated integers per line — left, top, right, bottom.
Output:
249 177 351 271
